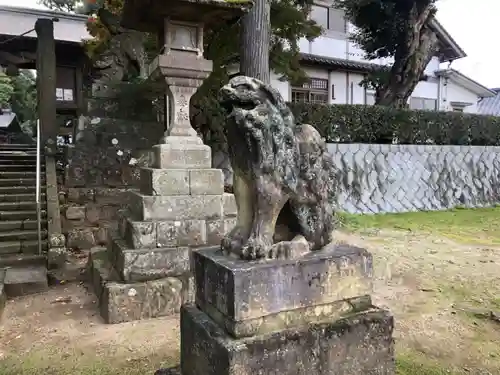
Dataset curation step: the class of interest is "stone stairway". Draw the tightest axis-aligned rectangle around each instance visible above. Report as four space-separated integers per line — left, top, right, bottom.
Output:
0 144 48 308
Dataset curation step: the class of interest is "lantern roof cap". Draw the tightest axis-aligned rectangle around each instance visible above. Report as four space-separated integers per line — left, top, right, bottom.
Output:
121 0 253 32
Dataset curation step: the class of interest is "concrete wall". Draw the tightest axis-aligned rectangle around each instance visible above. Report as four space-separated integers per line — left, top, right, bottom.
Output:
328 143 500 214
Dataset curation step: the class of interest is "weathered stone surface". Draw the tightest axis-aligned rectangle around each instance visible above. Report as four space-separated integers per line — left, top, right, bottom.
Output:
66 206 85 220
193 244 372 338
47 247 67 269
85 204 102 225
65 117 162 188
175 305 395 375
189 169 224 195
67 188 95 204
48 233 66 248
125 219 157 249
153 143 211 169
88 248 188 324
157 219 206 247
111 237 190 282
140 168 190 196
326 143 500 214
94 188 134 204
222 193 237 217
4 265 48 297
67 229 95 250
101 277 182 324
219 77 337 260
205 218 236 246
129 192 223 221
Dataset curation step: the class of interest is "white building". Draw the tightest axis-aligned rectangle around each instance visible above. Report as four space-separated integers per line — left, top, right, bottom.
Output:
270 2 495 113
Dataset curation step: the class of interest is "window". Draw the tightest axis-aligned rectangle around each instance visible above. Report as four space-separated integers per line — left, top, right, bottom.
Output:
409 97 437 111
310 5 346 33
291 78 328 104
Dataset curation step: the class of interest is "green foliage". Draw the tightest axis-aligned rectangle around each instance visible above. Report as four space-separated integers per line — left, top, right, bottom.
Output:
38 0 81 12
334 0 438 106
0 72 14 108
288 103 500 146
335 0 437 60
10 70 37 125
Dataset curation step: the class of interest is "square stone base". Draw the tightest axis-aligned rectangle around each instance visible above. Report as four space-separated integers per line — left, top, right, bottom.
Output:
156 305 395 375
88 249 193 324
193 244 373 338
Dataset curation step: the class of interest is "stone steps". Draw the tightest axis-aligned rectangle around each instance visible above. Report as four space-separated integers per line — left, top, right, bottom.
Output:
2 265 48 297
0 186 40 194
0 193 46 203
0 178 45 187
0 209 47 221
0 219 47 231
0 239 48 254
0 254 46 268
0 164 44 171
0 144 49 297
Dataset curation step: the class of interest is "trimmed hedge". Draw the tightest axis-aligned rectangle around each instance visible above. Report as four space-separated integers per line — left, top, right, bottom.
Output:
288 103 500 146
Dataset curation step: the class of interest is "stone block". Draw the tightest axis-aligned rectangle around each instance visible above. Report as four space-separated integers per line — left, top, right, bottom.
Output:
67 188 95 204
111 237 190 282
88 249 188 324
124 219 157 249
140 168 190 196
193 244 373 338
205 218 236 246
174 305 395 375
222 193 237 217
189 169 224 195
153 143 211 169
66 206 85 220
67 229 96 250
129 192 223 221
94 188 133 204
157 219 206 247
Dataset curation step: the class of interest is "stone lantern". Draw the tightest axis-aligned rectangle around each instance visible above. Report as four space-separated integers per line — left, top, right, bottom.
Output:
84 0 251 326
121 0 252 144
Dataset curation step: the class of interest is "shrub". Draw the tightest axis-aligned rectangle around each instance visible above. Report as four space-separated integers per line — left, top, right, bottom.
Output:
288 103 500 145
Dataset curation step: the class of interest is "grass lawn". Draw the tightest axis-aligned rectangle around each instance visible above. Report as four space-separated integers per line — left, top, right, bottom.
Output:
340 205 500 246
1 207 499 375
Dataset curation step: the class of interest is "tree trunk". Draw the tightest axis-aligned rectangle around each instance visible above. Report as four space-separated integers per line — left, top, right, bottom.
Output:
240 0 271 84
376 5 438 108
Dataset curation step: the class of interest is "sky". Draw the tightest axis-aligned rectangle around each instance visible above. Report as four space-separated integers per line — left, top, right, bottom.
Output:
0 0 498 88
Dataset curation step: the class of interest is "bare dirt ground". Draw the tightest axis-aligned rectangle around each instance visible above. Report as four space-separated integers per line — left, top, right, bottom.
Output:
1 229 500 374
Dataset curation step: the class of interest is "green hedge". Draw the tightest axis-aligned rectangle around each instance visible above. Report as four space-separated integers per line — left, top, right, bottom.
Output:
287 103 500 145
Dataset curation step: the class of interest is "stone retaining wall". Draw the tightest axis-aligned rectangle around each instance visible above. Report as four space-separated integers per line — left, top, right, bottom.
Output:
328 143 500 214
60 187 136 250
59 116 164 250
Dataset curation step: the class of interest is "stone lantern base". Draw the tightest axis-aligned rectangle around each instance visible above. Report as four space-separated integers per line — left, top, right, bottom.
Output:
87 143 237 324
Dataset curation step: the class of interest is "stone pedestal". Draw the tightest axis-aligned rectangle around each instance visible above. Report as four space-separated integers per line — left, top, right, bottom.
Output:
156 245 395 375
87 143 237 324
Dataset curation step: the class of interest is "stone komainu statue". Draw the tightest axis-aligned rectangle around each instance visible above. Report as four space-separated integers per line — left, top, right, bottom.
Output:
219 76 338 260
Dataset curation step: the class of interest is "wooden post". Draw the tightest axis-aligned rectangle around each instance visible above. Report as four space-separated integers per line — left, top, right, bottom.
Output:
35 18 57 155
240 0 271 84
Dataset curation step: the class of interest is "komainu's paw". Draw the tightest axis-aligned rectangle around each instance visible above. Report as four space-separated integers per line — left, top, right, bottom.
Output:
240 236 270 260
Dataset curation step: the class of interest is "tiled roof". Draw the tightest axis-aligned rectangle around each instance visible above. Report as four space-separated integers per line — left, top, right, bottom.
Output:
477 88 500 116
299 53 388 73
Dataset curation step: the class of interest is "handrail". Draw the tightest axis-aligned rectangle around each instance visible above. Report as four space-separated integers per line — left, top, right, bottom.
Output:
35 119 42 256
